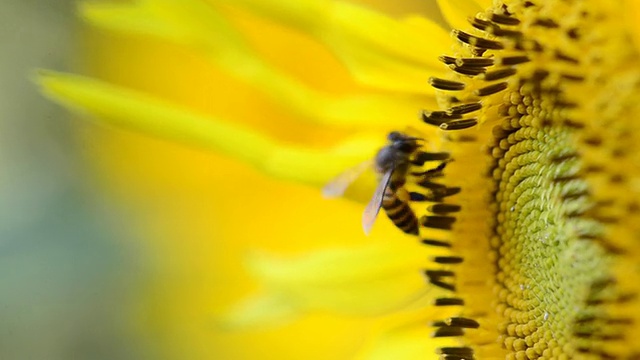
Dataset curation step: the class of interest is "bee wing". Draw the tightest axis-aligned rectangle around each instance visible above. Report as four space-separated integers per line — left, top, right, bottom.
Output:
322 160 372 198
362 168 393 235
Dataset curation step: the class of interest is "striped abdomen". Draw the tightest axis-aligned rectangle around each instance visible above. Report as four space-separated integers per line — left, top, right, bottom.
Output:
382 186 419 235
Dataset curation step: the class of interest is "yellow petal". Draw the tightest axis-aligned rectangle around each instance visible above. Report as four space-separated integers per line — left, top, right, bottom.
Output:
218 293 298 330
34 70 381 187
436 0 482 30
224 241 435 327
211 0 449 93
80 0 433 128
321 1 449 92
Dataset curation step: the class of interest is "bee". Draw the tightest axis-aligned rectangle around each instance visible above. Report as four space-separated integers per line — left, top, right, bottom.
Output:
323 131 422 235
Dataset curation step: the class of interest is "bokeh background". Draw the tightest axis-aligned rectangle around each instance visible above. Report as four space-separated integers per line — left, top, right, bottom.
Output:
1 0 443 359
0 1 145 359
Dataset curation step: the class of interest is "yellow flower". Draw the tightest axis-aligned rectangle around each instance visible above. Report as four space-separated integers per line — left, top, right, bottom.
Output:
35 0 640 359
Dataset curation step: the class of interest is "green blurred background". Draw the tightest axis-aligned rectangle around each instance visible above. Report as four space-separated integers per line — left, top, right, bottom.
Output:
0 2 147 358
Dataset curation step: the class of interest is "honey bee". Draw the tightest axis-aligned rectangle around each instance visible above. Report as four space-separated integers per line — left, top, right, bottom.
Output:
323 131 422 235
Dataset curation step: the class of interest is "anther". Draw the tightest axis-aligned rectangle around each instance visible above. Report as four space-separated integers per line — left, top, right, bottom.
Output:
555 50 580 64
432 326 464 338
470 17 521 37
440 119 478 130
434 297 465 306
421 238 452 247
469 17 492 30
439 55 457 65
424 269 456 291
498 55 530 66
457 57 495 68
474 21 522 37
432 187 461 200
532 18 559 28
432 255 464 264
425 270 455 277
475 82 509 96
428 203 462 214
489 13 521 25
447 102 483 115
429 77 466 91
453 30 505 50
439 355 471 360
422 216 457 230
437 347 474 356
445 317 480 328
561 73 585 82
421 110 461 126
450 65 486 76
482 68 517 81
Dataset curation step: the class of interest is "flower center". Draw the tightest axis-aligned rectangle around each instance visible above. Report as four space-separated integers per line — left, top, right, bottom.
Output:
417 0 640 358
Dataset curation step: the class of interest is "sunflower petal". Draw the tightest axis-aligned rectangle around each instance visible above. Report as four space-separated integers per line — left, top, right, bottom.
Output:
217 293 298 330
211 0 448 93
321 2 449 92
80 0 433 128
34 70 380 187
229 242 431 325
436 0 482 30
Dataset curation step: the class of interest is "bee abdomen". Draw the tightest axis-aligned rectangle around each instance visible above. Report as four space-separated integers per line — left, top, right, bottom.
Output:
382 190 419 235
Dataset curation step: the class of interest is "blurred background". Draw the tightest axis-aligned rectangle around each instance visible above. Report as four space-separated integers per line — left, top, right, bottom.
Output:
0 1 145 359
0 1 443 359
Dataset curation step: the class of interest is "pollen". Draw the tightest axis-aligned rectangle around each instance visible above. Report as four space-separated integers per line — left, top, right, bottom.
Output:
417 0 640 358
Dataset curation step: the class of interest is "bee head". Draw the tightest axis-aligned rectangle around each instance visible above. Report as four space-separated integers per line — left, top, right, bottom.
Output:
375 131 422 172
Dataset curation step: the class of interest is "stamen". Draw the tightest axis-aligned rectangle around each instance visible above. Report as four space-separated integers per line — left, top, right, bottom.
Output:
555 50 580 64
421 239 452 247
431 256 464 264
453 30 505 50
422 216 457 230
481 68 517 81
445 317 480 329
421 110 461 126
434 297 465 306
432 326 464 338
469 17 522 37
498 54 530 66
489 13 521 25
424 270 456 291
429 77 466 91
440 55 495 68
532 18 559 28
439 119 478 130
428 203 462 214
447 102 483 115
437 346 474 356
474 82 509 96
450 65 487 76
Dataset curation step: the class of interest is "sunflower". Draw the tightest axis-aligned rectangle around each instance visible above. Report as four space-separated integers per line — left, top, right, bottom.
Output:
36 0 640 359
